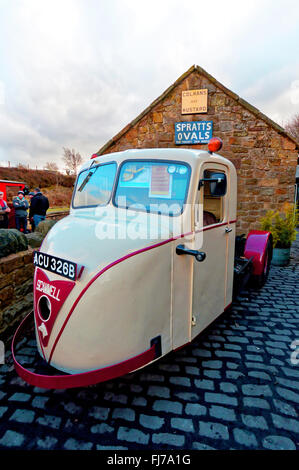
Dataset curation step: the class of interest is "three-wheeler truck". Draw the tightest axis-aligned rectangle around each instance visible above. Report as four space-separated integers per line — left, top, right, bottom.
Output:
13 138 272 389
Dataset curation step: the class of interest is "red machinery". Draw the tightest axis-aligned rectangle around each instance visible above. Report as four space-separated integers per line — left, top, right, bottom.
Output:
0 180 29 228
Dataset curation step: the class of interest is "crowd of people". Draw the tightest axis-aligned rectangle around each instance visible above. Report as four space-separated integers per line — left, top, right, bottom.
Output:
0 188 49 232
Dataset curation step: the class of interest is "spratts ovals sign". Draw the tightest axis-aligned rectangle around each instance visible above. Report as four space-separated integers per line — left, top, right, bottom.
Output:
175 121 213 144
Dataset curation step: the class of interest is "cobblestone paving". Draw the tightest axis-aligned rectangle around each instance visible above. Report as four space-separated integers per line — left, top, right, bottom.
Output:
0 237 298 450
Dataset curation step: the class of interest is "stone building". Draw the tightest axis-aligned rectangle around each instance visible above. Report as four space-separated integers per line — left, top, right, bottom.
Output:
97 65 299 233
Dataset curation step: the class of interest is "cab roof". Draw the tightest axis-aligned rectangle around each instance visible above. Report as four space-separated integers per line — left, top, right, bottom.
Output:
80 148 230 172
0 179 27 185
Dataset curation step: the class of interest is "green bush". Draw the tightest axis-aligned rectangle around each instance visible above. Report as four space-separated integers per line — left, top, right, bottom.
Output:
25 232 44 248
35 219 57 236
260 204 299 248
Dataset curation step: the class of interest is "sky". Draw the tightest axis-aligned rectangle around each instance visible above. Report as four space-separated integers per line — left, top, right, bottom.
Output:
0 0 299 170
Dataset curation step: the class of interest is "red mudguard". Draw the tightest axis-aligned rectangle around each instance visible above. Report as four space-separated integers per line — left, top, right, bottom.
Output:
12 311 156 389
244 230 272 275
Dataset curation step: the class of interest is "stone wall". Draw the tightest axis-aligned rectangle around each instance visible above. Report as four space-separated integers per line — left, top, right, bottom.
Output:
100 69 298 234
0 213 70 337
0 249 34 338
46 210 69 221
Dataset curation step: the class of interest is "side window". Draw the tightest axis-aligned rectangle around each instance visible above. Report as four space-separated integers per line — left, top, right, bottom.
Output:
202 170 226 226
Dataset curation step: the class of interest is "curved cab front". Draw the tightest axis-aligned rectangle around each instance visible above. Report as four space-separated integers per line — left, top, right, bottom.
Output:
34 241 172 375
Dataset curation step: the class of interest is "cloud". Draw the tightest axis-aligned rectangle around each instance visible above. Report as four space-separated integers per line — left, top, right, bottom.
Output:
0 81 5 105
0 0 299 170
240 64 299 125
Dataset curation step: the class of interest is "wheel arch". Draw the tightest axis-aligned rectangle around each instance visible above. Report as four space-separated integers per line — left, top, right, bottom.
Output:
244 230 273 276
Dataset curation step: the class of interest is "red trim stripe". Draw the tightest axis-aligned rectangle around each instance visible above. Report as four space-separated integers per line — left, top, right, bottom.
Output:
12 311 156 389
48 219 237 364
173 342 190 352
199 219 237 233
33 268 46 361
48 232 191 363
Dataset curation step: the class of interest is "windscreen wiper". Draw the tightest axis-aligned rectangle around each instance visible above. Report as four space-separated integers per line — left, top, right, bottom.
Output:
78 162 97 192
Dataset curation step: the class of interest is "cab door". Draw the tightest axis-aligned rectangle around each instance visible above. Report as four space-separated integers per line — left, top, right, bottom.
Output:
191 162 231 339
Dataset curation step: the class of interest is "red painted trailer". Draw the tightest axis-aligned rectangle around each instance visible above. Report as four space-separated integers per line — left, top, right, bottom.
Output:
0 180 29 228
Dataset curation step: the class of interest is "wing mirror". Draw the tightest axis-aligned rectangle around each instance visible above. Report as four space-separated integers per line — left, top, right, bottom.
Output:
209 172 227 196
199 171 227 197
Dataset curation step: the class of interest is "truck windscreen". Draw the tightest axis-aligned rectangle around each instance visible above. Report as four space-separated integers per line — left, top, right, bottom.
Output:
114 160 191 216
73 162 117 208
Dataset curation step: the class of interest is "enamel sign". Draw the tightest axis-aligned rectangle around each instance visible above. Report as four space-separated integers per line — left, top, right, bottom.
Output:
181 89 208 114
175 121 213 144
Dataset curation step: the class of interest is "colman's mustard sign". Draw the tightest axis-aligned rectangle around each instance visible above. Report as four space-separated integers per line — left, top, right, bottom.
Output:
181 89 208 114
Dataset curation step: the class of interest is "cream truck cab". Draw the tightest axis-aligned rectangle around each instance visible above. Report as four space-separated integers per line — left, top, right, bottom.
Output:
13 138 272 389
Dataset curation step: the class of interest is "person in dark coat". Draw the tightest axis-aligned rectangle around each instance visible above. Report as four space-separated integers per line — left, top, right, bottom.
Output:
13 191 29 232
0 191 11 228
27 192 35 231
29 188 49 230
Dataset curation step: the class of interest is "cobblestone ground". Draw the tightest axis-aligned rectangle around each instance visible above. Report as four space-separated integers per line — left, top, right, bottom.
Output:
0 237 298 450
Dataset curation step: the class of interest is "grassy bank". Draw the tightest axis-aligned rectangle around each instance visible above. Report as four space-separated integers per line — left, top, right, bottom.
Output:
42 185 73 208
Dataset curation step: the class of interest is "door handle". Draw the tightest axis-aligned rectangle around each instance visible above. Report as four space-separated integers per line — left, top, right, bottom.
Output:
225 227 232 233
176 244 206 262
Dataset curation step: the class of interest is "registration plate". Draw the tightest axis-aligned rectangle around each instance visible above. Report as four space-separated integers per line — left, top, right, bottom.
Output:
33 251 77 281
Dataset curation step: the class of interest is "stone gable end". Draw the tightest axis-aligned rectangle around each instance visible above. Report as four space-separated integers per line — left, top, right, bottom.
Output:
99 68 298 233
